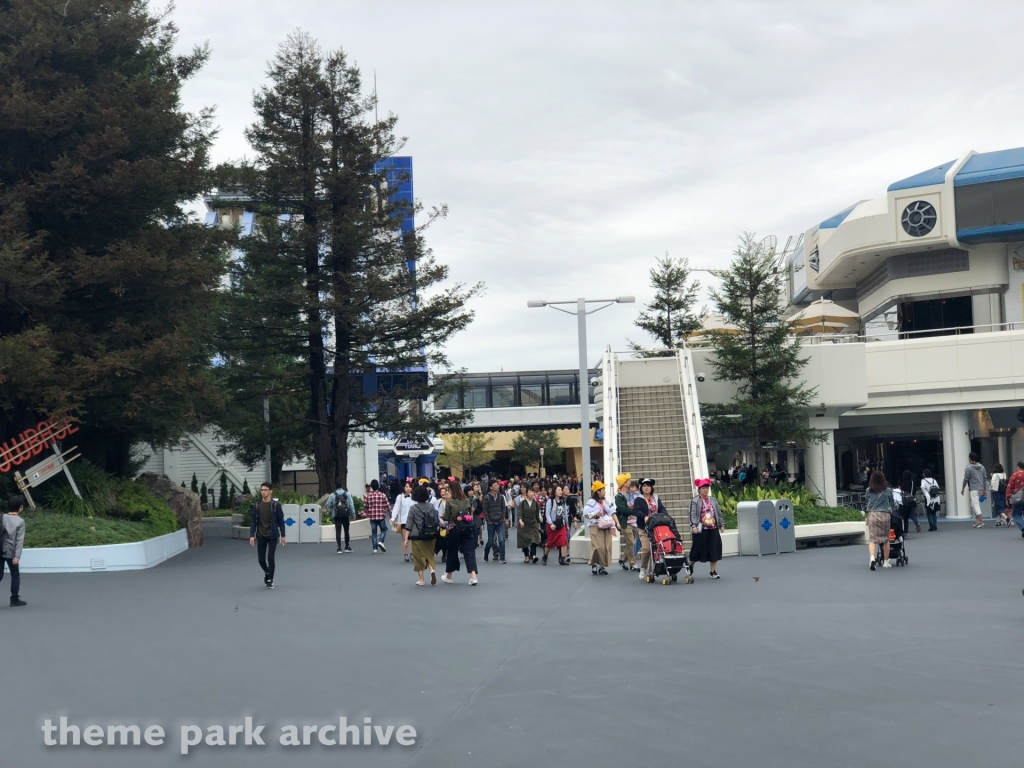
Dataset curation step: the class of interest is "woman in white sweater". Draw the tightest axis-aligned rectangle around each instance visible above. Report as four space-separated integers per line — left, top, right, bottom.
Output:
391 481 414 562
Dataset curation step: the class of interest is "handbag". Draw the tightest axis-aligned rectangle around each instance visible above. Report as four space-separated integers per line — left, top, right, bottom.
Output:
597 515 616 529
1011 487 1024 507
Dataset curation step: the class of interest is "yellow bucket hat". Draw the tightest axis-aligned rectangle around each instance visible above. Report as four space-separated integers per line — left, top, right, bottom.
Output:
615 472 631 488
591 480 605 493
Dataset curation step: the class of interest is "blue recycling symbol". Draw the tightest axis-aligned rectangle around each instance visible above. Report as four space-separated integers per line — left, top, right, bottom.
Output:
304 517 316 527
285 518 295 527
779 517 791 530
761 519 772 532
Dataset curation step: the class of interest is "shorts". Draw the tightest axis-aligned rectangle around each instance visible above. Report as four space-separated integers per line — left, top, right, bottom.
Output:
969 490 982 517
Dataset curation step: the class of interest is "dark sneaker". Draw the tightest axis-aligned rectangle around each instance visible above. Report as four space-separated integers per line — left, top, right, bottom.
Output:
377 542 387 553
542 553 548 565
336 547 342 553
266 581 274 590
591 565 598 575
499 559 507 564
870 561 876 571
598 567 608 575
344 546 352 552
709 572 720 579
10 599 26 607
484 549 490 562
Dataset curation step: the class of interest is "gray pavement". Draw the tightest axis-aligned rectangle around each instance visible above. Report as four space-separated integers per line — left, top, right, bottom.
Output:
2 518 1023 768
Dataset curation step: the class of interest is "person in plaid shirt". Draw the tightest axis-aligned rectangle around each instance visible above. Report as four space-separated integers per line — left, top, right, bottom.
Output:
363 479 391 553
1005 461 1024 536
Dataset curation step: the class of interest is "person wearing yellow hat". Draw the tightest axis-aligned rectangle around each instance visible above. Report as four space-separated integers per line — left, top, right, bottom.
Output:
584 480 618 575
613 473 638 572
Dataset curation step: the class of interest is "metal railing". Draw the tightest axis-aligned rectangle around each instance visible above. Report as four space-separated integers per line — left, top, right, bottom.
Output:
677 345 709 483
795 320 1024 345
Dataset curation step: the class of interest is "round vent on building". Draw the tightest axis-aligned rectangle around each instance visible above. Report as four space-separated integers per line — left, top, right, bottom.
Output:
901 201 937 237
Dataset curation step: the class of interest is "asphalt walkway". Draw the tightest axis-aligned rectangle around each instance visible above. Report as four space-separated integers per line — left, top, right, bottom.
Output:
2 518 1022 767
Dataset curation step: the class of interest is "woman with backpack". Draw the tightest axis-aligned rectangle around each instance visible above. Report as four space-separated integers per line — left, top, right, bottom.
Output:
543 484 571 565
920 469 941 531
866 470 896 569
991 464 1009 527
441 482 479 586
407 485 440 586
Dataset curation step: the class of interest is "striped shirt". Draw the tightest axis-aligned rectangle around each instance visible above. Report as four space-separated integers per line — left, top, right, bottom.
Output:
363 490 391 520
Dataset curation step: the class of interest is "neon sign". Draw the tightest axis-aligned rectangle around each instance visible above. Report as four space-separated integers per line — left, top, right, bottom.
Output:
0 419 79 474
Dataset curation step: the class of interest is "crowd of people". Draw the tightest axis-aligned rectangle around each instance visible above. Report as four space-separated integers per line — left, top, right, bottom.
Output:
266 470 725 588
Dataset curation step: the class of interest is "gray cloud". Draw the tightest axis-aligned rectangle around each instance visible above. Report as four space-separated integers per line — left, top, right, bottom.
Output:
174 0 1024 372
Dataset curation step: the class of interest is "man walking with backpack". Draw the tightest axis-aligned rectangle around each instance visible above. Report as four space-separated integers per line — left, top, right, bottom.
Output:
327 484 356 553
248 482 286 589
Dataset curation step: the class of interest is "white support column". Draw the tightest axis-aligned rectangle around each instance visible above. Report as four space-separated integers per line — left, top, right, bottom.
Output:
786 449 798 483
804 429 837 507
942 410 972 518
998 433 1010 472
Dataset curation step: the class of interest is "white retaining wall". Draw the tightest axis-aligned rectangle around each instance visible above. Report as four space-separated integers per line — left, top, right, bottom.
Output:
16 529 189 574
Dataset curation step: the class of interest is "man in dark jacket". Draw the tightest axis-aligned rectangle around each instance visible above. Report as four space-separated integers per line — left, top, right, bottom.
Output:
481 479 507 563
249 482 287 589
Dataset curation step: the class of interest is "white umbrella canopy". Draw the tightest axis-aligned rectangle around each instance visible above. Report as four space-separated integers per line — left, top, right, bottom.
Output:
686 312 741 344
790 299 860 330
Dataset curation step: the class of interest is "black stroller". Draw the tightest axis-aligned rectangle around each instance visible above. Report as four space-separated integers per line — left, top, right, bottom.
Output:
874 512 909 567
645 520 693 585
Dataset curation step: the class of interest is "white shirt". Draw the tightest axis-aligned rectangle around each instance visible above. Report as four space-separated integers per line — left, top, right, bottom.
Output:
920 478 940 507
391 494 414 525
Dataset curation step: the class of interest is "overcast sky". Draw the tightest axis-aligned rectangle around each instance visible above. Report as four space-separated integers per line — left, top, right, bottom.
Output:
173 0 1024 374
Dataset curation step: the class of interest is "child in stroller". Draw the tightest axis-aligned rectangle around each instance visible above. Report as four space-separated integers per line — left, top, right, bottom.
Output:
874 511 909 567
644 509 693 585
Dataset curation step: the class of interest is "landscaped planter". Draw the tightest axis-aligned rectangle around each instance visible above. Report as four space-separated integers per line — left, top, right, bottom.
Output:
568 526 622 564
320 517 371 543
17 529 188 574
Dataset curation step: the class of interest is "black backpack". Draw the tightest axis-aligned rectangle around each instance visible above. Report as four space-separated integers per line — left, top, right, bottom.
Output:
927 484 940 500
419 507 440 539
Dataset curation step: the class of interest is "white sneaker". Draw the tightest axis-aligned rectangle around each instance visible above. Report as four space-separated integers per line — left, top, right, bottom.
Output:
468 576 478 586
883 560 893 568
441 574 453 584
639 571 646 580
372 548 378 553
377 543 387 552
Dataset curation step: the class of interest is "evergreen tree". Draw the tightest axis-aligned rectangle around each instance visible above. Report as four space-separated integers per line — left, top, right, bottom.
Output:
438 433 495 480
701 234 821 470
629 253 704 356
216 31 479 495
200 481 208 507
191 473 199 494
181 480 186 488
510 431 563 474
0 0 231 475
242 479 250 495
218 473 229 510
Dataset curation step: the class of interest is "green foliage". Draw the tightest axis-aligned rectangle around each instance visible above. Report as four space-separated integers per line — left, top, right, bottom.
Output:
242 479 250 495
42 461 116 516
218 473 229 509
23 512 157 548
702 234 823 468
200 481 208 506
438 433 495 478
511 430 563 471
629 253 704 356
214 30 479 495
712 482 862 529
109 481 178 536
0 0 233 476
191 473 199 494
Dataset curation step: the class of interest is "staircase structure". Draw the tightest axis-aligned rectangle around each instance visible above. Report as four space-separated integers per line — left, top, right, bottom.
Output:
596 348 708 545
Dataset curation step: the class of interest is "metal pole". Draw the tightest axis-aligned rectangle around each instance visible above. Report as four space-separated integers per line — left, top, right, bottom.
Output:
577 298 591 496
264 397 272 485
56 443 82 499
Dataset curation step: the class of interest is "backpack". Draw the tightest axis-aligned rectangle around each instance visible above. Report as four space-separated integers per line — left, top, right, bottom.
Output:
328 489 350 518
419 508 440 539
927 484 939 500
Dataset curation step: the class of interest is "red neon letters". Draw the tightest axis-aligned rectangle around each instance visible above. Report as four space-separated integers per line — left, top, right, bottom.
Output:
0 419 79 474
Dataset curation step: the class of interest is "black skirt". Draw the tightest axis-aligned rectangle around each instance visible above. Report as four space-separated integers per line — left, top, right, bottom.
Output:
690 528 722 563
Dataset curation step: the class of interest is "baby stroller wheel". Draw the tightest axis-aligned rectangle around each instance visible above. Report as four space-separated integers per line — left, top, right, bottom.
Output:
661 577 670 585
671 574 677 582
685 575 694 584
645 575 653 584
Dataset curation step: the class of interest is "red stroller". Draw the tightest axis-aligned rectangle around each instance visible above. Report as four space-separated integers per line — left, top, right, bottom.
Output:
645 523 693 585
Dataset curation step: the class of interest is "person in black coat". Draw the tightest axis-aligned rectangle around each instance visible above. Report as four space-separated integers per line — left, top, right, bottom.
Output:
633 478 668 579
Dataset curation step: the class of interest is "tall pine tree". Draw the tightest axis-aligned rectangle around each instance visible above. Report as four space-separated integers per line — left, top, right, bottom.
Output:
701 234 821 470
216 32 478 495
629 253 704 356
0 0 231 475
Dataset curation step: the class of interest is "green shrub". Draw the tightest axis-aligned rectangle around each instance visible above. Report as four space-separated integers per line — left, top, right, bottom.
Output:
41 460 116 516
23 511 156 547
108 480 179 536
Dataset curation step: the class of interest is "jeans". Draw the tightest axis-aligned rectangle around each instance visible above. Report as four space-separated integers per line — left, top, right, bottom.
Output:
926 504 939 529
486 522 506 560
900 500 920 531
1013 504 1024 531
334 516 350 548
370 519 387 549
993 493 1006 519
256 536 277 582
1 558 20 601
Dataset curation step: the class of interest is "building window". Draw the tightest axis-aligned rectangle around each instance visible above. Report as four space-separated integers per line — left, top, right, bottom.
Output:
435 388 460 410
464 383 488 408
490 377 516 408
519 376 545 406
547 374 576 405
898 295 973 338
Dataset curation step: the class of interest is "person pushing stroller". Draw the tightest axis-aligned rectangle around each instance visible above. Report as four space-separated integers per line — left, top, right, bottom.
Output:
643 489 693 585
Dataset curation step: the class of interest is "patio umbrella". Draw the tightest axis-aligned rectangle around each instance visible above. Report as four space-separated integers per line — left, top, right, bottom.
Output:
687 313 741 344
789 299 860 333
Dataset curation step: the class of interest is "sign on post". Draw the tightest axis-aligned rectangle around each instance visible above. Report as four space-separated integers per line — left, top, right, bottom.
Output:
393 435 434 458
2 418 82 509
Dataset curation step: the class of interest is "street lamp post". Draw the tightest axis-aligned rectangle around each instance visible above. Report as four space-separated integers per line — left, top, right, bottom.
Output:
539 447 545 479
527 296 635 497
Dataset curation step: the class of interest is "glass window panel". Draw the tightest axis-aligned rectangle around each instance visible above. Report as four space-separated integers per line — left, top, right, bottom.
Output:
520 384 544 406
464 385 488 408
547 374 576 405
492 384 515 407
435 388 460 410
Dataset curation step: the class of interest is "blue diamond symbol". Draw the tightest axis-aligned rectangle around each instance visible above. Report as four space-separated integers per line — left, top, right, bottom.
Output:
761 519 772 532
780 517 791 530
304 517 316 527
285 518 295 527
